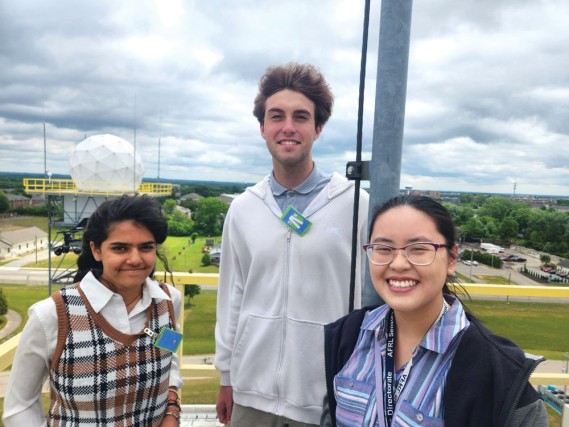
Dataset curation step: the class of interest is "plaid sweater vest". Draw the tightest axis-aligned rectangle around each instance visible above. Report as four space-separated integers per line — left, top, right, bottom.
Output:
48 283 176 426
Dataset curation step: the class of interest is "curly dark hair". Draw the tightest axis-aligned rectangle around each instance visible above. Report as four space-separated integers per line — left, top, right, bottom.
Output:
253 62 333 129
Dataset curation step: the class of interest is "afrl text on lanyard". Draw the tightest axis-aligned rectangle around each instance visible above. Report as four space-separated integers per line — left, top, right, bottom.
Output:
382 311 412 426
381 301 448 426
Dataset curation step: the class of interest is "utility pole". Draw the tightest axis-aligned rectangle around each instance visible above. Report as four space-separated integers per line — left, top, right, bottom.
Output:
364 0 414 305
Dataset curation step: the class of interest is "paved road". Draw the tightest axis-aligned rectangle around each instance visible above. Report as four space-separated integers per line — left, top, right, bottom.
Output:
0 249 51 285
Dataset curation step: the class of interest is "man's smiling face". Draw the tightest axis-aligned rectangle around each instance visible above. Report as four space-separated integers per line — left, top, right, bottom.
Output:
261 89 322 173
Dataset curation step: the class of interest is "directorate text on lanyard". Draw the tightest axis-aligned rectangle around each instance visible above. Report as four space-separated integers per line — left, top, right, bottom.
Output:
376 300 448 426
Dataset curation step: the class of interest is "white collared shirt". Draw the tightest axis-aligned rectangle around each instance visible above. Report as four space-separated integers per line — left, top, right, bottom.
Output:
2 272 183 426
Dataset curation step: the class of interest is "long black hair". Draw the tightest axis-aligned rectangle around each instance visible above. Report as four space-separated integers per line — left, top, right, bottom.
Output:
74 194 171 282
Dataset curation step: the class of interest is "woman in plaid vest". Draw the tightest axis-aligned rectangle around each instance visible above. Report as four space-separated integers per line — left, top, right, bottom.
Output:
3 195 183 426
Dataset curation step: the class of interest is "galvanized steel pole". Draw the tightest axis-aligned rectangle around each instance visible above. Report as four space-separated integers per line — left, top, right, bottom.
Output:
363 0 414 305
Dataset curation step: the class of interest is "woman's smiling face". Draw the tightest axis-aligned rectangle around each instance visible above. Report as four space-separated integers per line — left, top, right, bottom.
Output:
368 205 457 317
90 220 157 293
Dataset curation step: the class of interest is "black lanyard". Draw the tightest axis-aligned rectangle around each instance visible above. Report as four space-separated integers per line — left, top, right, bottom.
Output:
378 302 448 426
381 310 404 426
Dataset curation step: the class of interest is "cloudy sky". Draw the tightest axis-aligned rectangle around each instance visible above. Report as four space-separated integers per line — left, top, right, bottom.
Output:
1 0 568 196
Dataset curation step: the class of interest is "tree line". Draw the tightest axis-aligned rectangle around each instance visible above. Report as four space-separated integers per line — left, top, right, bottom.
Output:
444 195 569 258
2 172 567 259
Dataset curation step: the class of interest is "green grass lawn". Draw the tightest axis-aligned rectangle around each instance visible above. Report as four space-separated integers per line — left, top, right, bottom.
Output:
465 299 569 360
0 215 48 232
473 274 519 285
183 290 217 354
157 236 220 273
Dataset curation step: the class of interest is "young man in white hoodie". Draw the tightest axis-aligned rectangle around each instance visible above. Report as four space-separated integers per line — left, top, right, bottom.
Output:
214 63 369 426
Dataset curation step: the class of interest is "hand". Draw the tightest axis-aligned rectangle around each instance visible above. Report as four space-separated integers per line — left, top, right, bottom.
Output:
216 385 234 424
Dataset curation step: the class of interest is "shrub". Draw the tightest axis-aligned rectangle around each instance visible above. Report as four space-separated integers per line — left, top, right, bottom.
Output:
184 284 201 304
0 288 8 315
201 253 211 266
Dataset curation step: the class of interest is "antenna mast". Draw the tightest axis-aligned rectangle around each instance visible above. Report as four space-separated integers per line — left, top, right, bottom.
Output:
133 95 137 193
43 100 47 178
158 112 162 182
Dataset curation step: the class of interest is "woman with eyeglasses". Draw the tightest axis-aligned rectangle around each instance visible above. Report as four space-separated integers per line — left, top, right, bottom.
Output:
320 195 547 427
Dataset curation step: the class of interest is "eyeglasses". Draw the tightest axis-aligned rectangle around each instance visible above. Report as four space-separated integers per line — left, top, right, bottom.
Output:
363 242 451 266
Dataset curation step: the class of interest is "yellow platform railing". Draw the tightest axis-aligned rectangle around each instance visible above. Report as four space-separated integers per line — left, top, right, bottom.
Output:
2 277 569 386
23 178 173 196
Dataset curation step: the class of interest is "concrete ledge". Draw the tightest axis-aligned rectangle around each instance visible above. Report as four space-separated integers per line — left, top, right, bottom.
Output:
180 405 223 426
0 334 20 371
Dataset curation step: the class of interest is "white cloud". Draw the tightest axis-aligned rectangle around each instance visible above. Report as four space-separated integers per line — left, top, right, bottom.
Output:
0 0 568 196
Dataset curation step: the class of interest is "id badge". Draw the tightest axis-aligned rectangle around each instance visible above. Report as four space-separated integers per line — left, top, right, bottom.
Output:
281 206 312 236
144 327 183 352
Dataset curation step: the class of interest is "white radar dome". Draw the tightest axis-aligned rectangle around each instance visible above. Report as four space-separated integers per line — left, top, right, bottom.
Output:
69 134 144 192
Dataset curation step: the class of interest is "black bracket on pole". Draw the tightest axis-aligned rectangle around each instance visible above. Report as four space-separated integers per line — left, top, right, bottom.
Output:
346 160 370 181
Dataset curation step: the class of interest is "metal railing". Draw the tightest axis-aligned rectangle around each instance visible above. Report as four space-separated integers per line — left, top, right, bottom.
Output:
2 276 569 386
23 178 173 196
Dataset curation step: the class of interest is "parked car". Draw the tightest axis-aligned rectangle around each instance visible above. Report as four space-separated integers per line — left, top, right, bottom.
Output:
209 251 221 266
208 243 221 267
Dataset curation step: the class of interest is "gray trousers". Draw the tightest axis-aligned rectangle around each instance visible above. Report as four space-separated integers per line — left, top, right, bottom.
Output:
230 403 318 427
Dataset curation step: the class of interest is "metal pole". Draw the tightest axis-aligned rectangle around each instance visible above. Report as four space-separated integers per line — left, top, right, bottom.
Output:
48 196 52 295
133 95 137 193
363 0 414 306
347 0 372 312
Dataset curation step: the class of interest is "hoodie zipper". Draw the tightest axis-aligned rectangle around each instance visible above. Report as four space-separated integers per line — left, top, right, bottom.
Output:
274 228 293 415
504 356 544 427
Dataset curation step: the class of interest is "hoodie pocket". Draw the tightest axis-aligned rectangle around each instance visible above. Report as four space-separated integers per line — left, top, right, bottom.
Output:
279 318 326 408
231 315 282 397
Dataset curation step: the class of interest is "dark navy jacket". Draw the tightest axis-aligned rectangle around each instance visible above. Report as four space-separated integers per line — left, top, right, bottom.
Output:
323 306 546 427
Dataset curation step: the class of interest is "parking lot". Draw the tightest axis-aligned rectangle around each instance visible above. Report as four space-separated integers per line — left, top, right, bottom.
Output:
456 244 569 293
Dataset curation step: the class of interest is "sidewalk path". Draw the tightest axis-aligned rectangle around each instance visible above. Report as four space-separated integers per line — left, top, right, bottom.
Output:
0 309 22 340
0 249 50 270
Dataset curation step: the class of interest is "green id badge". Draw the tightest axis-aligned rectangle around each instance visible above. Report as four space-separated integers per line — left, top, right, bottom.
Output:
281 206 312 236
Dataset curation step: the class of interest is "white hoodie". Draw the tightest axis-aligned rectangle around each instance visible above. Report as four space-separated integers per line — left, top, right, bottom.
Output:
214 172 369 424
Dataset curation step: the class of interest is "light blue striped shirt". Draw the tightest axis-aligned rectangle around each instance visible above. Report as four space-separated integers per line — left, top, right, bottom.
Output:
334 295 470 426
